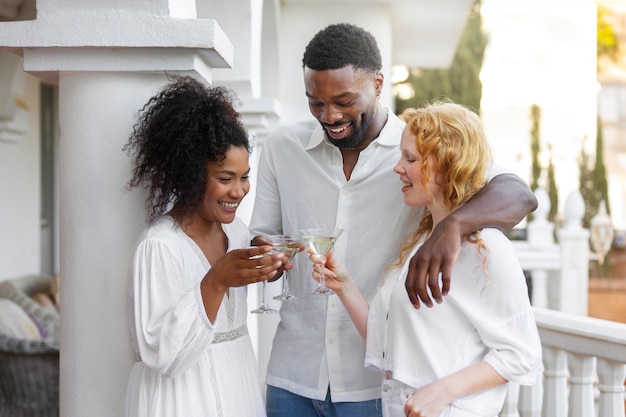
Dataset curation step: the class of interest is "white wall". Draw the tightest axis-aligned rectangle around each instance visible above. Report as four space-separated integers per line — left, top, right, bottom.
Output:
0 59 43 281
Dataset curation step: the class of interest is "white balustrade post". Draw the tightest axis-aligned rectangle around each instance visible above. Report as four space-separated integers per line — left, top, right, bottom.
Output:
553 191 589 315
542 347 568 417
519 372 543 417
500 383 520 417
567 354 596 417
596 359 626 417
527 188 555 248
527 188 556 308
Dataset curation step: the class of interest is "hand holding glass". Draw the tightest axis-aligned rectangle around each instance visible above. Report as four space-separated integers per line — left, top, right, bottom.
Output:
300 228 343 295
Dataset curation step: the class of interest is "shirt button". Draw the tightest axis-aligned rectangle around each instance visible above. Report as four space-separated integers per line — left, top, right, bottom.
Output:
328 338 335 345
330 301 337 308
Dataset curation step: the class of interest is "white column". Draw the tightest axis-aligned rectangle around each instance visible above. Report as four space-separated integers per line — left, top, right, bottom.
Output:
58 72 169 416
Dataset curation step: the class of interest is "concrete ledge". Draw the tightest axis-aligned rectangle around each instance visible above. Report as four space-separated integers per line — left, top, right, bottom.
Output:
0 11 232 83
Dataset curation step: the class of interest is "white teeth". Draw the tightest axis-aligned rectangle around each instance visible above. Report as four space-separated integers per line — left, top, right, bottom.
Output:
330 125 348 133
402 182 412 187
220 201 238 209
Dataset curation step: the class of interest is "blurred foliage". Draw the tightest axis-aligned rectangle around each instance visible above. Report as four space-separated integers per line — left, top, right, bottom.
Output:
598 6 619 62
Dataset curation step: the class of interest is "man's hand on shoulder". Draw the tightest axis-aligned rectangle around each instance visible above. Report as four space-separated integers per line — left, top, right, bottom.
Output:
405 215 462 308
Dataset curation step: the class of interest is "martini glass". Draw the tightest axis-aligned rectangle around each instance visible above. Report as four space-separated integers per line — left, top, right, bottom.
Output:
299 228 343 295
250 251 278 314
267 234 303 301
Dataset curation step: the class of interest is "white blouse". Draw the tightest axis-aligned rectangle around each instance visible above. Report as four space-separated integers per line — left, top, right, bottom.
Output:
124 216 266 417
366 228 542 416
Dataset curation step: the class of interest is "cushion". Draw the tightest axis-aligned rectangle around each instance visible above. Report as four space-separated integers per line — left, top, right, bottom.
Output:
0 298 42 341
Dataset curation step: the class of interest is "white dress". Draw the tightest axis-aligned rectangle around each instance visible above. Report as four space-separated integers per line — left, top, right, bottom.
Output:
124 216 266 417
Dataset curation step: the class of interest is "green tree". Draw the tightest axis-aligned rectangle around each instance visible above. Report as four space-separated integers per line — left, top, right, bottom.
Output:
579 135 595 229
394 0 487 114
546 146 559 222
529 104 541 191
593 116 611 218
579 117 611 228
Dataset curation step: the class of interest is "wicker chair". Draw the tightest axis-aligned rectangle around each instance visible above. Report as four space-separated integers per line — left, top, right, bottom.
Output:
0 275 60 417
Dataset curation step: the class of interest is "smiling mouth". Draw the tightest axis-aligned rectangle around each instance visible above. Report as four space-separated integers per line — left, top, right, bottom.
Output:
328 125 349 134
219 201 239 209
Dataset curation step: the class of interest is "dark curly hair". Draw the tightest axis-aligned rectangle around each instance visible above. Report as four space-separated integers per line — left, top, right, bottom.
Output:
302 23 382 73
123 75 250 223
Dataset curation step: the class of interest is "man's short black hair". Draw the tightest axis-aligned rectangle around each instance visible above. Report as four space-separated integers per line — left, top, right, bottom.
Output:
302 23 382 73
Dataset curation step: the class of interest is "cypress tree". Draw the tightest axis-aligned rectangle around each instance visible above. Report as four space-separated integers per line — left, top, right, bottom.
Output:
579 117 611 229
578 135 598 229
593 116 610 217
529 104 541 192
546 146 559 223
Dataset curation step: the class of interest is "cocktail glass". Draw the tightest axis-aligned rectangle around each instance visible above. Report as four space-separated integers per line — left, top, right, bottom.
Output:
299 228 344 295
266 234 303 301
250 251 278 314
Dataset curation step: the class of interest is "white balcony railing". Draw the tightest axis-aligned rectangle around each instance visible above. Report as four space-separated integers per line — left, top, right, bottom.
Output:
501 308 626 417
501 188 626 416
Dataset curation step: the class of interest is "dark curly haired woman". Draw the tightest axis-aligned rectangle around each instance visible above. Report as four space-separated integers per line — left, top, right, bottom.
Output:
123 75 286 417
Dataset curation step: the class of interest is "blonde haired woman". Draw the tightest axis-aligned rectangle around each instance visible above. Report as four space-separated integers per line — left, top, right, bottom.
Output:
311 101 542 417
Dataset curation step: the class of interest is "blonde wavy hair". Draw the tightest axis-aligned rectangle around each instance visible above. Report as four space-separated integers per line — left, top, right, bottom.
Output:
393 100 493 269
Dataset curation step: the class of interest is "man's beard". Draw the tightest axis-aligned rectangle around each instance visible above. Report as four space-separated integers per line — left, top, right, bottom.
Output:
325 109 375 149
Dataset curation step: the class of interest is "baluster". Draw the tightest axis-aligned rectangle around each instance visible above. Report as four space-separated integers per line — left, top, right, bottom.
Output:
567 353 595 417
519 371 543 417
542 347 568 417
526 187 553 311
596 359 626 417
500 382 520 417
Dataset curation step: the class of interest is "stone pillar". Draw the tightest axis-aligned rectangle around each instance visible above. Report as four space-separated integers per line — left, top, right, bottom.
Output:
0 1 233 415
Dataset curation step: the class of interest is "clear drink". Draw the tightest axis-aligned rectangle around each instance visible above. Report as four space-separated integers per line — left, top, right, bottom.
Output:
272 241 301 260
299 228 343 295
302 236 337 257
